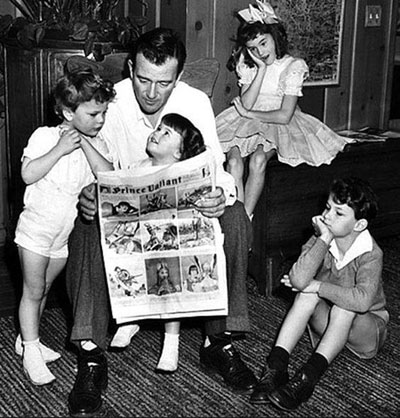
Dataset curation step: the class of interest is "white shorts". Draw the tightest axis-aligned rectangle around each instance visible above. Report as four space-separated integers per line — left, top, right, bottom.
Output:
14 199 78 259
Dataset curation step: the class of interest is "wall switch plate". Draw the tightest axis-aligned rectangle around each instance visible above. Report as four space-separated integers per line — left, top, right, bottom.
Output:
365 5 382 27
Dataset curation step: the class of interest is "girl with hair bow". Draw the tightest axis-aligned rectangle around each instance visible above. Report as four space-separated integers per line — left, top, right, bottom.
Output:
216 1 351 219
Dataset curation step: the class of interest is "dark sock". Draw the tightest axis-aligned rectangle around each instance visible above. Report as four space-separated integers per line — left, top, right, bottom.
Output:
267 346 289 371
79 346 103 359
208 332 231 347
304 352 329 381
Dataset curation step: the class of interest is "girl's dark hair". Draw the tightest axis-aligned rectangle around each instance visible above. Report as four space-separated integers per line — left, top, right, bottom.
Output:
161 113 206 161
330 177 378 222
227 21 288 71
54 69 116 117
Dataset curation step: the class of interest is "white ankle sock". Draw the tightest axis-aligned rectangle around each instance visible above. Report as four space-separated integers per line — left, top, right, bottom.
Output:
81 340 98 351
110 324 140 348
156 333 179 372
23 339 56 385
15 334 61 363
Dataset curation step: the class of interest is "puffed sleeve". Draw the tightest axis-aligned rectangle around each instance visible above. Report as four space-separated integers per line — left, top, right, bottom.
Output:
21 127 57 161
235 55 257 87
281 58 309 96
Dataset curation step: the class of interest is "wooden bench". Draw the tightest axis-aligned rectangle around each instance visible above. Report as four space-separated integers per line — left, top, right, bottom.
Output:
249 139 400 296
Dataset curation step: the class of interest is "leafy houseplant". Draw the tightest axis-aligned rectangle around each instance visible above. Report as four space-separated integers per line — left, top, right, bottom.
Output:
0 0 148 59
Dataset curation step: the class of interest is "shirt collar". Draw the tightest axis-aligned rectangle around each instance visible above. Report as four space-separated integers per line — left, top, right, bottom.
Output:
329 229 373 269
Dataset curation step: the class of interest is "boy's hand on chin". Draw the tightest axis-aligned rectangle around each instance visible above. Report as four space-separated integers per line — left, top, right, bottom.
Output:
312 215 333 244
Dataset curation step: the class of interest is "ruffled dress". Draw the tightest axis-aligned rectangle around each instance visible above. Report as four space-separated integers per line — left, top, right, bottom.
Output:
216 55 351 167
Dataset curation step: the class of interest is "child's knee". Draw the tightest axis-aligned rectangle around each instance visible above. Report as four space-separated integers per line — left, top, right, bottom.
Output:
249 149 268 173
293 292 320 312
23 284 47 302
226 154 244 177
331 305 355 318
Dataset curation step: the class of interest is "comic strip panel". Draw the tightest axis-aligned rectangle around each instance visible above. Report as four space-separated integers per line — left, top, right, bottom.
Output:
181 253 219 293
145 256 182 296
178 209 215 248
103 220 142 255
177 184 212 210
107 259 146 300
141 219 179 252
100 197 139 220
140 187 177 220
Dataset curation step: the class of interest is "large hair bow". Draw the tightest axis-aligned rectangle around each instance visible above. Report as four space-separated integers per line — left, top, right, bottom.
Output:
238 1 279 24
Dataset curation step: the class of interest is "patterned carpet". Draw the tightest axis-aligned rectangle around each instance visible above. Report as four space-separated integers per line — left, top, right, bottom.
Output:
0 236 399 417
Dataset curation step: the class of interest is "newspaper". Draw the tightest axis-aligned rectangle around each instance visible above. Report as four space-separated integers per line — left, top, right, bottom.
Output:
97 150 228 323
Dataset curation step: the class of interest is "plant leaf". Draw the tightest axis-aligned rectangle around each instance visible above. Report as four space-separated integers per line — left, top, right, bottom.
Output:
71 22 89 41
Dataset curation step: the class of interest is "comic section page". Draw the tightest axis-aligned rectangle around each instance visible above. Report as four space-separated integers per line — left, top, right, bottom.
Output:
97 151 228 323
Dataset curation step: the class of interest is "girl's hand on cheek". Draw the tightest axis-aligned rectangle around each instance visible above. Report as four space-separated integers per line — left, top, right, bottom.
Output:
247 49 267 69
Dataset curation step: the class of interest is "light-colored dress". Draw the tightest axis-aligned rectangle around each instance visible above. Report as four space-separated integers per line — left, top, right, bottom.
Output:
216 55 351 167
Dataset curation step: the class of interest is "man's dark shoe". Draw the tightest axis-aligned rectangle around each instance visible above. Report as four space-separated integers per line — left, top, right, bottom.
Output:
250 365 289 404
68 348 108 417
199 343 257 394
267 367 316 411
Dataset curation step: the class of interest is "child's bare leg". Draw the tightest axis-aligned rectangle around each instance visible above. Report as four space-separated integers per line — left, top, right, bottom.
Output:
18 248 65 341
18 248 65 385
314 305 356 362
275 292 321 353
244 146 275 217
267 304 356 411
250 292 320 404
225 146 244 203
156 320 180 373
39 256 67 318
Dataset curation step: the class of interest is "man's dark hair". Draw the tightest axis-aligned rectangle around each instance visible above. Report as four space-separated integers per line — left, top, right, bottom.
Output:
330 177 378 222
130 28 187 76
161 113 205 161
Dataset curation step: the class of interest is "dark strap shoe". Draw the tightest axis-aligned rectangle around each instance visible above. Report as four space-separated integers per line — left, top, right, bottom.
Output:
68 349 108 417
250 365 289 404
200 343 257 394
268 366 316 411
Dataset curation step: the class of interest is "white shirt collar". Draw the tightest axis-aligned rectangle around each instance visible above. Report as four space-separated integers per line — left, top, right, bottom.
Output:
329 229 373 270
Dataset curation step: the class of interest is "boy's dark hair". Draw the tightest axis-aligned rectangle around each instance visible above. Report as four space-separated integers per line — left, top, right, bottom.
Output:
330 177 378 222
161 113 206 161
227 21 288 71
130 28 187 76
54 69 115 116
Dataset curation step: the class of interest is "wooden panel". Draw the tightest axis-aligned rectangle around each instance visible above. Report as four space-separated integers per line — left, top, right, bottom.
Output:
324 0 356 130
160 0 187 41
349 0 393 129
185 0 214 61
4 47 43 225
213 0 250 115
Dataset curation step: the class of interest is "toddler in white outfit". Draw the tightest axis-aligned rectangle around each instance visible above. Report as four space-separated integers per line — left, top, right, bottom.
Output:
14 69 116 385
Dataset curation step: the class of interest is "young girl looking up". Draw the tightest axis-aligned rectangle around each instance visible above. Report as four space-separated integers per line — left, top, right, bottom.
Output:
14 69 115 386
216 1 350 218
110 113 206 374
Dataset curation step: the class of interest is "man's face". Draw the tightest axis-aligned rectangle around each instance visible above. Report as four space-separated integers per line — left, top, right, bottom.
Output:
131 52 180 116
